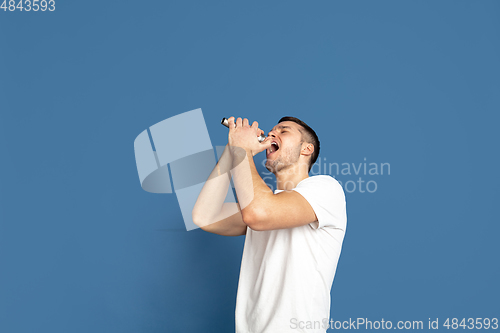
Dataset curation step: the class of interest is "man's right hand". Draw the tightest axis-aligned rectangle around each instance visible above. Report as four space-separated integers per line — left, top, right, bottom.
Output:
227 117 272 156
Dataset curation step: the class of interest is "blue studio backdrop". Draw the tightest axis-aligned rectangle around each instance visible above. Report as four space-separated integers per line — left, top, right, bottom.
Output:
1 1 499 332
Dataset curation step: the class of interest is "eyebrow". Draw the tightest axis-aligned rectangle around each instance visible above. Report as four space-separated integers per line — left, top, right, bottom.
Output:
270 125 293 132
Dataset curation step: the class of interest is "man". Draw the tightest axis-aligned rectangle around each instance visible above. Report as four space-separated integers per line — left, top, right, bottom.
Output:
192 116 347 333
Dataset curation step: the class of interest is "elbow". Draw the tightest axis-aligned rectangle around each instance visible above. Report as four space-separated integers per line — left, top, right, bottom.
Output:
192 210 219 230
192 210 207 229
241 207 267 231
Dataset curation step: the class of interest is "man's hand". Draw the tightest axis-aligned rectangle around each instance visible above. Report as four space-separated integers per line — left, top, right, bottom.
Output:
227 117 272 156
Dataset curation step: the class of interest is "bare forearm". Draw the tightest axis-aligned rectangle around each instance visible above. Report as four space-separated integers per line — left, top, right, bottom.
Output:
230 150 274 221
191 145 235 225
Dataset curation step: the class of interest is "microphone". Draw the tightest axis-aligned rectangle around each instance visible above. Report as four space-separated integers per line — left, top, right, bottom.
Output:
221 118 266 142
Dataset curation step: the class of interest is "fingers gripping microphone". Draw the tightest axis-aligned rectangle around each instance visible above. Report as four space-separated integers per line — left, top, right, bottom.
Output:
221 118 266 142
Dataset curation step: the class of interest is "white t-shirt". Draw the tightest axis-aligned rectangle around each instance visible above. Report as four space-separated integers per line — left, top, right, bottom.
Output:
235 175 347 333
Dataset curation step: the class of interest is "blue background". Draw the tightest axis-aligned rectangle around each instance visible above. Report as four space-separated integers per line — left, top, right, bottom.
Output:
1 1 499 332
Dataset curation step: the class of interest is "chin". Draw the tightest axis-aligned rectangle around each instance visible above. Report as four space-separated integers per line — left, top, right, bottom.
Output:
265 161 277 173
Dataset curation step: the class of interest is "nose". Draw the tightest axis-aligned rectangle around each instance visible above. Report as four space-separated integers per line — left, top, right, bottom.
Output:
268 129 277 138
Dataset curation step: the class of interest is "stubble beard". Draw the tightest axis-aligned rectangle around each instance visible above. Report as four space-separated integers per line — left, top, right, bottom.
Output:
265 144 302 174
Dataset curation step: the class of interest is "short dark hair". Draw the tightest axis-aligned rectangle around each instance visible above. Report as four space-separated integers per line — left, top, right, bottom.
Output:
278 116 320 172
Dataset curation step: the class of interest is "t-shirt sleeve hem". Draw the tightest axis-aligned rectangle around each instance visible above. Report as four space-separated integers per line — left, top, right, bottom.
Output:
292 175 346 230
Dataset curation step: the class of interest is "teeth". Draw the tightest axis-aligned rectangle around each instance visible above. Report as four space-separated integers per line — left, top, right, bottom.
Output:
269 141 278 154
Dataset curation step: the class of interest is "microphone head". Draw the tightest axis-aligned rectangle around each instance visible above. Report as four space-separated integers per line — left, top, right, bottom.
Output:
221 117 265 142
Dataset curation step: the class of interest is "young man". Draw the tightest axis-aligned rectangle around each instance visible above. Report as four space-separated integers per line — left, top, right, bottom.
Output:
192 116 347 333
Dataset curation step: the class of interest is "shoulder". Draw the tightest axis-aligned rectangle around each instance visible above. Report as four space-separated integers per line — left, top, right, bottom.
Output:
297 175 342 190
294 175 345 201
293 175 347 230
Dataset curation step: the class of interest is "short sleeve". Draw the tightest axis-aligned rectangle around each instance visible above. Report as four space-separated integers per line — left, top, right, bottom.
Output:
292 175 347 230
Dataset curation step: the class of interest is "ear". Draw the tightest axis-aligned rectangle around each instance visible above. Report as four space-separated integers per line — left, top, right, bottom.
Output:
301 142 314 157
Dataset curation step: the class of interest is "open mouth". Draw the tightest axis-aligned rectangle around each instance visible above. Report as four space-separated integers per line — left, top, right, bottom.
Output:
268 141 280 155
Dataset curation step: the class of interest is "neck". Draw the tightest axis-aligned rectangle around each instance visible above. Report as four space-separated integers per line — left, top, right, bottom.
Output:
274 162 309 190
